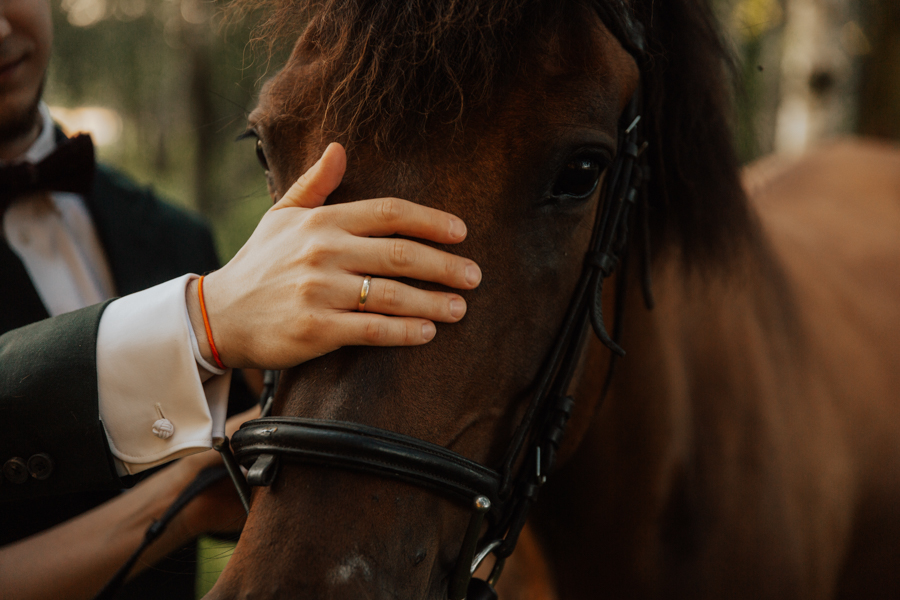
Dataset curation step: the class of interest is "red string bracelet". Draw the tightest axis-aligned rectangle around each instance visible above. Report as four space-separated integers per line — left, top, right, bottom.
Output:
197 275 226 370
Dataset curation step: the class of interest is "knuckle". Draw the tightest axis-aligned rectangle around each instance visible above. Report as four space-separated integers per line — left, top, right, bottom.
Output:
364 320 389 344
389 239 411 267
445 256 459 280
438 296 453 319
295 172 312 190
294 277 313 301
301 240 330 266
296 273 326 302
294 311 322 343
380 282 399 309
301 209 330 231
402 323 417 345
377 198 403 224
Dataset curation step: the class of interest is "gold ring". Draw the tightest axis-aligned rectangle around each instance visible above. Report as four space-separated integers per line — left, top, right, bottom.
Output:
358 275 372 312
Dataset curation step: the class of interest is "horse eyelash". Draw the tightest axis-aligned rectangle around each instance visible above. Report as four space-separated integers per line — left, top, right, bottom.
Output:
235 129 259 142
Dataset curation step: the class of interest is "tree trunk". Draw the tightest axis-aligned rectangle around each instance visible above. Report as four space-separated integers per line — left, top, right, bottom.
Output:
857 1 900 141
184 21 216 216
774 0 861 154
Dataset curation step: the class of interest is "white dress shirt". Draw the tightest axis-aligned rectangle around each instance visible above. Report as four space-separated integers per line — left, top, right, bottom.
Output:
3 103 230 475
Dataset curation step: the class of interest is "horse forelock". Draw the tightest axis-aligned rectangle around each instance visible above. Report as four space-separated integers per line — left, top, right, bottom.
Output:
236 0 603 150
237 0 761 271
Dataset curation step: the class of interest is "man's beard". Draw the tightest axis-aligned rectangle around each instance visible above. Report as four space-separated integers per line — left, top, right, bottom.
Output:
0 78 44 150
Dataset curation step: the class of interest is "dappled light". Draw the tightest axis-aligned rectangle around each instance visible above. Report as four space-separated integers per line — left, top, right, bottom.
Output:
48 106 123 146
46 0 278 263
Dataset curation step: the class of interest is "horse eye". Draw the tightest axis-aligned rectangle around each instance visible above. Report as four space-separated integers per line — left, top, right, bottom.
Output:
552 157 602 199
256 139 270 171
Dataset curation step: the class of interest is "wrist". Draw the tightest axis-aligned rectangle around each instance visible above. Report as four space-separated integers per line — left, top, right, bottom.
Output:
135 461 207 550
110 462 194 547
164 460 210 539
186 278 217 367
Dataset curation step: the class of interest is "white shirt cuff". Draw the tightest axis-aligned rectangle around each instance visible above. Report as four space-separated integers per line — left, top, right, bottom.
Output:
97 274 231 475
185 296 227 379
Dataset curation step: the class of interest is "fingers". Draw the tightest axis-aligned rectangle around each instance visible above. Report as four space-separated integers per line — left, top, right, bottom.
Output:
331 313 438 348
275 142 347 210
340 275 466 322
344 236 482 289
330 197 468 244
271 145 466 247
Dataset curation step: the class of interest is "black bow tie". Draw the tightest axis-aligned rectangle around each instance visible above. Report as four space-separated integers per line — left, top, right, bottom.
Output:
0 133 96 214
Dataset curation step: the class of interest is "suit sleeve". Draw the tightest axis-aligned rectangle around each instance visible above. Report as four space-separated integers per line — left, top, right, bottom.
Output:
0 169 256 501
0 302 121 501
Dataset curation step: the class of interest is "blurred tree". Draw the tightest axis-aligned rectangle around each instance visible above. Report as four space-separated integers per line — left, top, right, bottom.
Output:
774 0 863 155
721 0 899 162
858 0 900 141
46 0 278 261
724 0 786 162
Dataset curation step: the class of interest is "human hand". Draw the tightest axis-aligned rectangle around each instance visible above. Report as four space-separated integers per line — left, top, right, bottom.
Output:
188 142 482 369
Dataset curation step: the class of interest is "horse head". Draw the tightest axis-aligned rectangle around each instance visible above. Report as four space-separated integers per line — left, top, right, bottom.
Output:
209 0 746 598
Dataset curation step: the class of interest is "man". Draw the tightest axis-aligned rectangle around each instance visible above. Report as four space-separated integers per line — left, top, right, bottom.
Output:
0 1 249 595
0 0 481 596
0 1 260 595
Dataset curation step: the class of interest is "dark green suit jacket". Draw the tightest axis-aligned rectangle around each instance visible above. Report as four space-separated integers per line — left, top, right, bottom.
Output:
0 166 221 503
0 163 247 597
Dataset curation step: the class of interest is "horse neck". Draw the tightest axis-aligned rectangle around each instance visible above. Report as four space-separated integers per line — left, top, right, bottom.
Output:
529 239 802 594
603 239 804 468
552 241 797 519
561 237 798 456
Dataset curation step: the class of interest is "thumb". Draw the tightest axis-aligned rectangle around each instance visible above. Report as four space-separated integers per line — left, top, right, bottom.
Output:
275 142 347 209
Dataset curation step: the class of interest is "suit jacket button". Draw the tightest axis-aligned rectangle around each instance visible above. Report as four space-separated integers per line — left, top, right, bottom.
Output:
27 454 54 480
3 458 29 484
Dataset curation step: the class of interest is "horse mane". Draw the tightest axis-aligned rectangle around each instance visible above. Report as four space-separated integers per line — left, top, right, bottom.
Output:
229 0 759 267
631 0 759 266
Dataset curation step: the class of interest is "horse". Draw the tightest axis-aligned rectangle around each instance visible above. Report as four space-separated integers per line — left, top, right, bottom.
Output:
207 0 900 598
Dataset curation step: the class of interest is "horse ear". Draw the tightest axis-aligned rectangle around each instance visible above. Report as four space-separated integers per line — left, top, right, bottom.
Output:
632 0 758 269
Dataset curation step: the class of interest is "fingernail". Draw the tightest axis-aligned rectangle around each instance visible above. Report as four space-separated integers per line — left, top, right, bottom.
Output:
465 264 481 286
449 218 466 239
422 322 436 341
449 298 465 319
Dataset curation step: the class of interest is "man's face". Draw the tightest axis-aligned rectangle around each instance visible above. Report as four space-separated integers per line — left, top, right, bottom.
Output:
0 0 51 143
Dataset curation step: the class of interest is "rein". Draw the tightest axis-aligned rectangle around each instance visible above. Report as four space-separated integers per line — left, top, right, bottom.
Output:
93 8 649 600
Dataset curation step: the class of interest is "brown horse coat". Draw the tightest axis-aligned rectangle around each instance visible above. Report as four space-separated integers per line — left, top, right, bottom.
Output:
533 139 900 599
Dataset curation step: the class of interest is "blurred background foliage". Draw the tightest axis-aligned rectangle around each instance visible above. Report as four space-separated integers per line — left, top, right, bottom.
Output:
45 0 900 261
724 0 900 161
46 0 284 262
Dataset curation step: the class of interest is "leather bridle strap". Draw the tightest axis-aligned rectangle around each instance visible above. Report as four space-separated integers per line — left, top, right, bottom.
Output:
231 418 502 508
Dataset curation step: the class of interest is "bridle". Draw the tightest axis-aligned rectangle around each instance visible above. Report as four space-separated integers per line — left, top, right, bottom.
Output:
94 7 649 600
227 16 649 600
